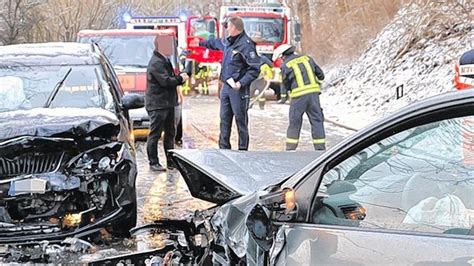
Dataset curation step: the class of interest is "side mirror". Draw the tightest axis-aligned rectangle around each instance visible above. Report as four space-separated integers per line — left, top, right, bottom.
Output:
246 204 274 251
122 93 144 110
294 23 301 42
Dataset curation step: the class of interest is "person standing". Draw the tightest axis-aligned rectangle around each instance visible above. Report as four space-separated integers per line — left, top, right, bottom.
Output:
190 16 260 150
273 44 326 151
250 55 274 110
146 36 188 171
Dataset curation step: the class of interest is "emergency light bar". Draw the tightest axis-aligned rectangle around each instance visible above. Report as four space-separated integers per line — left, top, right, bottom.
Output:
460 64 474 76
226 6 284 13
130 17 182 24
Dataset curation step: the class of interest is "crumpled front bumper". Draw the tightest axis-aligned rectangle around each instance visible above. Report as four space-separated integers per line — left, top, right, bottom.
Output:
0 191 129 244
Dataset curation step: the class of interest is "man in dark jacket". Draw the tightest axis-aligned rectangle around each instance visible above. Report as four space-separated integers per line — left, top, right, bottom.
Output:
190 16 260 150
146 36 188 171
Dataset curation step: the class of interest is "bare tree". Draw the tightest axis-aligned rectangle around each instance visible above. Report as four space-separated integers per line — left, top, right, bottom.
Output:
0 0 41 44
29 0 139 42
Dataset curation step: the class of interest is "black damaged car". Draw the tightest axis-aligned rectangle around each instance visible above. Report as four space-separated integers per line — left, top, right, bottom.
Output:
0 42 144 243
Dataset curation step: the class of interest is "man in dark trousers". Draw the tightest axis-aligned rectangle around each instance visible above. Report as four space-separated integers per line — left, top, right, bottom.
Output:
146 36 188 171
273 44 326 151
190 16 260 150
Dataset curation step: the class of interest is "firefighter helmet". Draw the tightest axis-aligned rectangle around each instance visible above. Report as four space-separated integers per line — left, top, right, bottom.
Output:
272 44 295 62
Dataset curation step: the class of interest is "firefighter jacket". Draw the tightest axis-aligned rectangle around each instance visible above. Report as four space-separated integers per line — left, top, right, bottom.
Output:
199 31 260 88
146 51 184 111
281 54 324 98
259 56 274 80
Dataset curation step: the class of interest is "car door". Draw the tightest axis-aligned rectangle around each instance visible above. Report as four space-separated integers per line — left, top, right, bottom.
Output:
276 96 474 265
100 53 135 141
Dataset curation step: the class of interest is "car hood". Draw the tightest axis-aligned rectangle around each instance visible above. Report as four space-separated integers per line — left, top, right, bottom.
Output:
171 149 323 204
0 107 119 140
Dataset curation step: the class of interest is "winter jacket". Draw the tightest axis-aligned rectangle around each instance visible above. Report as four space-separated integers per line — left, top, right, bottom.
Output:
145 51 184 111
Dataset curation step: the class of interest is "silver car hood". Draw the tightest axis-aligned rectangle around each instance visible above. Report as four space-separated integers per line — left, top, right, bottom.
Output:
171 149 323 204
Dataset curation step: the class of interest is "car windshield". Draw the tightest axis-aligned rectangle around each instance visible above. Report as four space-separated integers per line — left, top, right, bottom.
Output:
0 65 115 113
79 35 176 68
242 17 284 43
190 18 218 40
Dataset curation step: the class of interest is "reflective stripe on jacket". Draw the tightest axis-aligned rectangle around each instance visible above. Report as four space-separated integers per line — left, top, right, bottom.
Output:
281 54 324 98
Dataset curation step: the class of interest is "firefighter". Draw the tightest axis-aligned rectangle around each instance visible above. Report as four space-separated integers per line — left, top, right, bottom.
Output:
455 49 474 90
203 65 212 95
250 55 273 110
190 16 260 150
179 51 192 96
273 44 326 151
195 63 210 95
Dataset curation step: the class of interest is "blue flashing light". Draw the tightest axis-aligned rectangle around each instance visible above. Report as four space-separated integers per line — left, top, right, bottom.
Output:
179 13 187 22
122 12 132 23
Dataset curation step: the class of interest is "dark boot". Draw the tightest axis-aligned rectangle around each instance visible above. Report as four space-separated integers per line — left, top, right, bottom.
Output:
150 163 166 172
314 144 326 151
167 159 177 170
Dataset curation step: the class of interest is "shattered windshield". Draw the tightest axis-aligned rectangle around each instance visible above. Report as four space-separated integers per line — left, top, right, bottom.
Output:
0 65 115 113
79 35 176 68
243 17 284 43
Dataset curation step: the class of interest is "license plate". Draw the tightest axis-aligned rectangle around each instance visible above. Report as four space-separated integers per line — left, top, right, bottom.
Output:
118 75 136 90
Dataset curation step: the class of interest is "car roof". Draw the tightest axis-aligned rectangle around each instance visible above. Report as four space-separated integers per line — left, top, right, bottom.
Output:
0 42 101 66
77 29 176 37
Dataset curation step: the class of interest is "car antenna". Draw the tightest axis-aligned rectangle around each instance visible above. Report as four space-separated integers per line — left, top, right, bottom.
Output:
44 68 72 108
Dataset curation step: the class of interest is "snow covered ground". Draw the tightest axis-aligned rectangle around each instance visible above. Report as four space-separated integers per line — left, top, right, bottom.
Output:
320 4 474 130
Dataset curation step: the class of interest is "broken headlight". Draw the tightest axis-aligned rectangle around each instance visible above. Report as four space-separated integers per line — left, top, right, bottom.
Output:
67 143 125 173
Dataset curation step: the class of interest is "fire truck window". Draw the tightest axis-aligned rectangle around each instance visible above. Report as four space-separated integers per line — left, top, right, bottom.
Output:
190 19 215 40
242 17 284 43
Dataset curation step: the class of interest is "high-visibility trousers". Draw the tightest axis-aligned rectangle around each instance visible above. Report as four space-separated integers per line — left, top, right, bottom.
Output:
182 80 190 95
286 93 326 151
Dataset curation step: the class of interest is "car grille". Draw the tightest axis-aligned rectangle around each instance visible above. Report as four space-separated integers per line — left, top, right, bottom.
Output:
0 223 61 237
0 152 65 177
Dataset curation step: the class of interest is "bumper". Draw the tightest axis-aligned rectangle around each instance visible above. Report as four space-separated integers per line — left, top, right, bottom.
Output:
133 128 150 139
0 209 123 244
0 189 134 244
130 107 150 139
